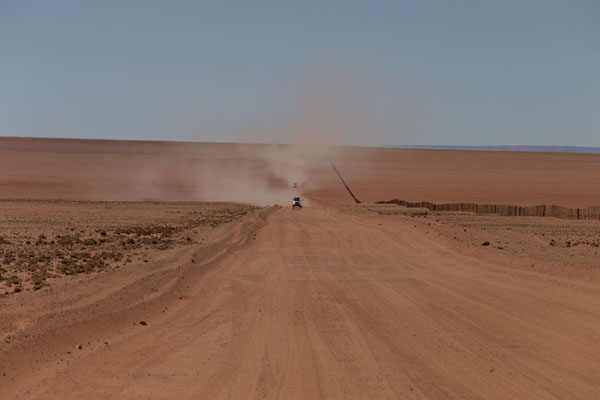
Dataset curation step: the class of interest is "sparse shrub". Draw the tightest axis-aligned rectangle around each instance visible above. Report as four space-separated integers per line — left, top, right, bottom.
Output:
85 256 105 270
31 271 46 286
57 234 81 246
6 275 21 286
98 250 122 261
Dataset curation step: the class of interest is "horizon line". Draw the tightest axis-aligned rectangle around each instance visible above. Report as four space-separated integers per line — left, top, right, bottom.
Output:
2 136 600 154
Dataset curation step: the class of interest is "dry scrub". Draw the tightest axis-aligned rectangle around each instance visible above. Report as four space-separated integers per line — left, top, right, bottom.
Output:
0 200 256 294
356 203 600 282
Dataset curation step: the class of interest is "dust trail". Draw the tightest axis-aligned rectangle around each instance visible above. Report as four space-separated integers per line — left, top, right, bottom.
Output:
217 64 365 205
129 64 365 206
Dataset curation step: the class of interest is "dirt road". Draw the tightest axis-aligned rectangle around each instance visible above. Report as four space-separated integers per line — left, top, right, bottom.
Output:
3 204 600 399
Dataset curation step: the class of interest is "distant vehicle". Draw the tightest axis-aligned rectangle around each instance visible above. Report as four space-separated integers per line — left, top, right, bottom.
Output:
292 197 302 208
292 183 298 188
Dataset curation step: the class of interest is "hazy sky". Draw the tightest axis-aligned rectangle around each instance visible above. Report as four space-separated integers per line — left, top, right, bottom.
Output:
1 1 599 146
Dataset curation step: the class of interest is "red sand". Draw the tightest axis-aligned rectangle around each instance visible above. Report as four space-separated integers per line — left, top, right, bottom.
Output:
2 137 600 207
2 137 600 399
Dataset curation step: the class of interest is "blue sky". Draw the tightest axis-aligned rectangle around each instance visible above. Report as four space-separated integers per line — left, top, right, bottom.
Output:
1 1 599 146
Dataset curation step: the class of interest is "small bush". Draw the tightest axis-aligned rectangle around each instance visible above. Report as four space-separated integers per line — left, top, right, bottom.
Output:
6 275 21 286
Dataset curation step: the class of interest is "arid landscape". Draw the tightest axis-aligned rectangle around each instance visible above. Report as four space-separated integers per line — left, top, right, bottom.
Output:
2 137 600 399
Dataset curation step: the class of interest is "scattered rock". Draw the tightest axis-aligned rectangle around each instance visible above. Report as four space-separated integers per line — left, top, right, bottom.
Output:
481 241 490 246
139 321 147 326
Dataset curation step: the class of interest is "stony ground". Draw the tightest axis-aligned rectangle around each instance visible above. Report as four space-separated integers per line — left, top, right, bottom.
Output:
351 203 600 282
0 200 256 294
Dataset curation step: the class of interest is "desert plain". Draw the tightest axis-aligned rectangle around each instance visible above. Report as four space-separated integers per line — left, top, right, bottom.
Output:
1 137 600 399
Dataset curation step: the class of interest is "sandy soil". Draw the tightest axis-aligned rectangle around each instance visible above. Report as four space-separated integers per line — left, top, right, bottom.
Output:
2 138 600 399
0 200 256 294
328 146 600 207
3 137 600 207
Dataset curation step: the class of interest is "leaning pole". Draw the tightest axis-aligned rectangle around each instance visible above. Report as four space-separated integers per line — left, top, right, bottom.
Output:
327 157 361 204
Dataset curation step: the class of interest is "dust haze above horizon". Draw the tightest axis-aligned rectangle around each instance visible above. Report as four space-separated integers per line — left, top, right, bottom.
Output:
1 1 599 147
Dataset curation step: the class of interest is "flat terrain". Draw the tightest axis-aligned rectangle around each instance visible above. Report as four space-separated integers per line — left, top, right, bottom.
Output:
3 137 600 207
329 146 600 207
0 200 256 294
2 137 600 399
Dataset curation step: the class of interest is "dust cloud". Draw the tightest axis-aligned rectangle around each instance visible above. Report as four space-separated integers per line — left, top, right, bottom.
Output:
190 145 331 206
111 69 361 206
187 66 365 206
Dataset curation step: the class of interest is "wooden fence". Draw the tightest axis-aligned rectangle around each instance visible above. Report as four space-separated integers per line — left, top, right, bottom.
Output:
375 199 600 220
